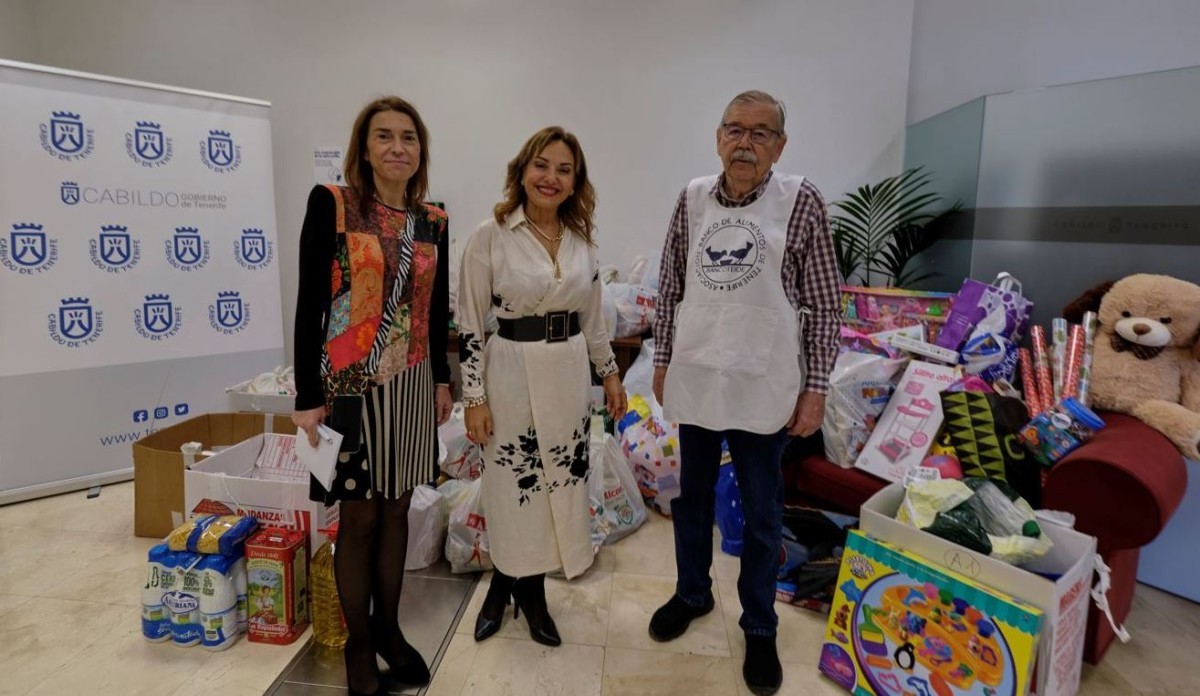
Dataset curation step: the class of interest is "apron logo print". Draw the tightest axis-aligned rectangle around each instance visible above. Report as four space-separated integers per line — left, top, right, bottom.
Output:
694 219 767 292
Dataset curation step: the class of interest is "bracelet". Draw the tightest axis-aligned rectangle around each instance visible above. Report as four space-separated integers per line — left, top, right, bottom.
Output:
463 394 488 408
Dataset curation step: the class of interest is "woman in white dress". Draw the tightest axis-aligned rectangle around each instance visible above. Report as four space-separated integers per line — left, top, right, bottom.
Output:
457 126 627 646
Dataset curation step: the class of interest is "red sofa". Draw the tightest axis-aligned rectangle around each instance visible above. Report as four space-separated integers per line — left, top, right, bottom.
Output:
784 412 1188 664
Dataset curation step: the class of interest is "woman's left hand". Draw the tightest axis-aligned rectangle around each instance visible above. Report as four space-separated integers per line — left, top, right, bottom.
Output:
603 373 627 421
435 384 453 425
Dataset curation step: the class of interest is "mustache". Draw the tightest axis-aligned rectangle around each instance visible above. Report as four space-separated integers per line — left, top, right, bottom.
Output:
732 149 758 163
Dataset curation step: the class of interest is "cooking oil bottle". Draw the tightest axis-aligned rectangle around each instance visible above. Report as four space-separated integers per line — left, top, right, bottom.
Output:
311 524 347 648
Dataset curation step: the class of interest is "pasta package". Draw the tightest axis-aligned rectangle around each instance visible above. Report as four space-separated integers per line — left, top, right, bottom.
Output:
167 515 258 556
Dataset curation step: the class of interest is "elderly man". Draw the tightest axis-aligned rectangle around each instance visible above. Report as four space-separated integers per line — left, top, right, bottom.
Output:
648 90 841 695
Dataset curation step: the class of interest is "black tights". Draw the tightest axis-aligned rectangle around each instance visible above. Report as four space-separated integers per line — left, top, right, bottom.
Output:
335 491 413 691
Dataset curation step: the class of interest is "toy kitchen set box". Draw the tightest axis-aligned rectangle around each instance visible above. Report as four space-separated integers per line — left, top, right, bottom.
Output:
854 360 960 483
820 530 1043 696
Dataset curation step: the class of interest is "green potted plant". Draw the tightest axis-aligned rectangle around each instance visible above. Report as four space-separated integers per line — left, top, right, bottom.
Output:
830 167 960 288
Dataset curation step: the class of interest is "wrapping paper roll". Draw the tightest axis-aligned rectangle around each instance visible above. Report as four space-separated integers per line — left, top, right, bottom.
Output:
1019 347 1043 417
1051 318 1069 402
1062 324 1085 400
1077 311 1100 406
1030 326 1055 410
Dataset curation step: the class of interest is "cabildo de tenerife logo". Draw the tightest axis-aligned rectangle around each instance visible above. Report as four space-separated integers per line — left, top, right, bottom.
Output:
126 121 173 167
1 223 59 274
209 291 251 334
90 224 141 273
200 129 242 173
234 228 273 270
694 216 767 292
40 111 95 161
48 297 103 347
60 180 228 210
135 293 182 340
165 226 210 271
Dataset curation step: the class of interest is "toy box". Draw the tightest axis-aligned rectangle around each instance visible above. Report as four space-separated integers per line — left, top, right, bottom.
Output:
245 527 309 645
821 531 1043 696
855 361 960 483
841 286 954 343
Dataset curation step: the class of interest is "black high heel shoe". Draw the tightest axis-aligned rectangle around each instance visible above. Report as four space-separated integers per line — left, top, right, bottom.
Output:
511 574 562 647
371 616 431 687
474 570 515 642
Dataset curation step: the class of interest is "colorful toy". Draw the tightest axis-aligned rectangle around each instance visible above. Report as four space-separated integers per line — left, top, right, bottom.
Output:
821 531 1042 696
921 455 963 480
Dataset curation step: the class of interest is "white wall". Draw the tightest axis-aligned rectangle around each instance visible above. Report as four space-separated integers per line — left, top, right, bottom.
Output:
0 0 37 62
908 0 1200 123
12 0 913 359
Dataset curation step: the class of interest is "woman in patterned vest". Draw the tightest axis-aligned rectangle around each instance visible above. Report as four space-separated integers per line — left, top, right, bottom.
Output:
293 97 452 696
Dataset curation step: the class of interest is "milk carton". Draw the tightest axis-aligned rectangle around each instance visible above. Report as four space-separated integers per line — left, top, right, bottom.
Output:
141 544 172 642
199 553 241 651
163 550 204 647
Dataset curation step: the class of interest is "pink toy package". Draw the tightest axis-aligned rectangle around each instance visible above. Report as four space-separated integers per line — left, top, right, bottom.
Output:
841 287 954 343
854 360 960 483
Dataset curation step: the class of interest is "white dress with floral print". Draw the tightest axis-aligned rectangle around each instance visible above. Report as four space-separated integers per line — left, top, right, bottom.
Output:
457 209 617 579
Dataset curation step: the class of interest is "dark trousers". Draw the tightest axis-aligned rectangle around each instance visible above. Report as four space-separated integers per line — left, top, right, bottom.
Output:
671 424 789 637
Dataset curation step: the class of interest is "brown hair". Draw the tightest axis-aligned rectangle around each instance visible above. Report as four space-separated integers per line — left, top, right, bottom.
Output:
343 96 430 220
493 126 596 243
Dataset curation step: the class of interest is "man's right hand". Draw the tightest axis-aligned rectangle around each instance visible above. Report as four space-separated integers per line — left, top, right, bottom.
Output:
292 406 326 448
465 403 494 446
653 366 667 406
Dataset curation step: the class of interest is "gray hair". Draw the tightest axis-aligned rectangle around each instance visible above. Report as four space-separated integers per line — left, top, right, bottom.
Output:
722 90 786 134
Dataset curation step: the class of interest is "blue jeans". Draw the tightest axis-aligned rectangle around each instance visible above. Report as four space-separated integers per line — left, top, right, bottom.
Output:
671 424 789 637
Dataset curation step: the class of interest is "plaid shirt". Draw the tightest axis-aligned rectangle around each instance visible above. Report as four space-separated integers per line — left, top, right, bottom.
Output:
652 171 843 394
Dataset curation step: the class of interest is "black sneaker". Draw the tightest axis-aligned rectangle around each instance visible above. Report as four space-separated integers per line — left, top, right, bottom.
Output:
648 593 715 642
743 634 783 695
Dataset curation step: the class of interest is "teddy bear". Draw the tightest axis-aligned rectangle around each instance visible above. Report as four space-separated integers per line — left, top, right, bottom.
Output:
1064 274 1200 459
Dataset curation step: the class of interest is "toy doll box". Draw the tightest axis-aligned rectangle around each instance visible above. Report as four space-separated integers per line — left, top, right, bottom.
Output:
841 286 954 342
821 531 1043 696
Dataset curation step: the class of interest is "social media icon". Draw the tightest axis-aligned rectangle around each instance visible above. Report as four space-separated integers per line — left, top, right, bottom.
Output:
154 406 169 420
133 409 149 423
174 403 189 416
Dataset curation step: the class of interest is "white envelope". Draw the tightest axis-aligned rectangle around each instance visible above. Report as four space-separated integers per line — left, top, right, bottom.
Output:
294 424 342 490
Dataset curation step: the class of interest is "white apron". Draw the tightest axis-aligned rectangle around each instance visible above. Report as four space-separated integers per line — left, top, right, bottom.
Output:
663 173 806 434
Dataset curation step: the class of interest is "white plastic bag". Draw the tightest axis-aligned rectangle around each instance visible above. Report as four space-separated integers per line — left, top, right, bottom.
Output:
607 282 656 338
438 404 482 480
627 252 663 293
595 433 646 544
822 352 908 467
437 478 471 528
620 407 681 517
621 339 661 416
445 478 492 573
405 485 446 570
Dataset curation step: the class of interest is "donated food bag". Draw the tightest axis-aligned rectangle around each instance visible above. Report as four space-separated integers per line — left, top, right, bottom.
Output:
591 428 647 544
445 478 492 573
405 484 445 570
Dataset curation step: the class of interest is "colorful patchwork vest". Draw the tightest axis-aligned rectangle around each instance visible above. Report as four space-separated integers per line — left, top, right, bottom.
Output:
319 185 446 406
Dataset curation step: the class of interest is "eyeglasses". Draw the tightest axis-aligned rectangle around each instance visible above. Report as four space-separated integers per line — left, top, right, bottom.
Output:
721 123 780 145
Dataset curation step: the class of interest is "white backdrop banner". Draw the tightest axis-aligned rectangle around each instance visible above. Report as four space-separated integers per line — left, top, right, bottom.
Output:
0 61 285 501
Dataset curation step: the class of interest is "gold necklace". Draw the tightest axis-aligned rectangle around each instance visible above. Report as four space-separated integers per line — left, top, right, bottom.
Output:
527 219 566 283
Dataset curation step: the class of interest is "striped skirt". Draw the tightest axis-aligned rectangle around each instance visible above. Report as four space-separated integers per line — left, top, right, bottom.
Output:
309 359 437 503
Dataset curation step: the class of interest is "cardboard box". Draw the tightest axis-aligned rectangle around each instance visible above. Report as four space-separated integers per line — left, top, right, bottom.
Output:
226 378 296 414
821 530 1043 696
184 433 336 551
246 528 309 645
855 360 960 483
133 412 294 539
860 484 1097 696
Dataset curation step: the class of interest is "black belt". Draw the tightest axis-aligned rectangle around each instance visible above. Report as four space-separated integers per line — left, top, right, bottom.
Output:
497 311 581 343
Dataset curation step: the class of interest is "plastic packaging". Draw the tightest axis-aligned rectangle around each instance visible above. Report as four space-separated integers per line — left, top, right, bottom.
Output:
311 525 347 649
1017 397 1106 466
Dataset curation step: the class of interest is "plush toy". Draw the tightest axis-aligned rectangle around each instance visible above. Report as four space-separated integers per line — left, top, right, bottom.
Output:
1064 274 1200 459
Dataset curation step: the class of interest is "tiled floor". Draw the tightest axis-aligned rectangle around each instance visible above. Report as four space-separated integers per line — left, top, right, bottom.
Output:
1 481 1198 695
